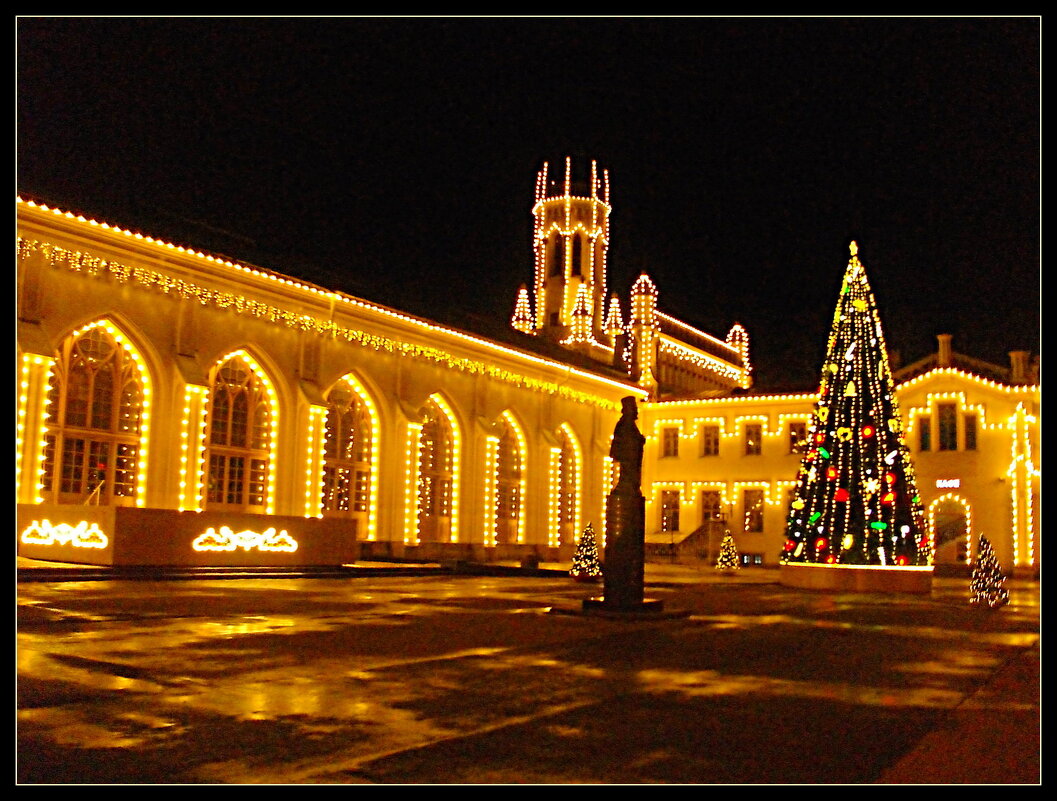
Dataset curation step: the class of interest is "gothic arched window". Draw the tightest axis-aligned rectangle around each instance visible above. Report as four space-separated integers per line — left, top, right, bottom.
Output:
206 355 273 511
322 381 374 535
42 325 145 505
495 417 523 545
417 400 455 542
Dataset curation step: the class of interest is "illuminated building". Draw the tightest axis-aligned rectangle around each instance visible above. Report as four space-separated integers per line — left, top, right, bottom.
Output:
637 335 1039 576
16 196 644 567
16 160 1039 577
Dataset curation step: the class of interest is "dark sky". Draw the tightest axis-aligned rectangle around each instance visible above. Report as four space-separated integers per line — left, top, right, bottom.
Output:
16 17 1040 390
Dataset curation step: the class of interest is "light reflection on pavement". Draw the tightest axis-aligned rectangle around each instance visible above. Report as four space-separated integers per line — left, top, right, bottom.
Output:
17 572 1039 785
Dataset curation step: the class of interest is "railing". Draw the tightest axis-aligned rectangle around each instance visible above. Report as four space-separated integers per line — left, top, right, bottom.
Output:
84 481 105 506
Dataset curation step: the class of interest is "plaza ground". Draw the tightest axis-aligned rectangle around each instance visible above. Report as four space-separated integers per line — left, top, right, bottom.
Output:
17 558 1040 785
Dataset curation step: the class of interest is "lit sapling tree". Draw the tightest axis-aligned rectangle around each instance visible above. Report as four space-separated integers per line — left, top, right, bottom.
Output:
969 535 1009 608
570 522 603 581
715 529 741 571
781 242 929 567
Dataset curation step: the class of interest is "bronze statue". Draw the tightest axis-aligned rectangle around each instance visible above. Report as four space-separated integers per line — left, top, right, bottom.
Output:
610 396 645 493
583 394 664 614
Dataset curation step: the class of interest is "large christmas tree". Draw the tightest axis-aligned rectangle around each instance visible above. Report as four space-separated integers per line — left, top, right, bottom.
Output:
781 242 929 567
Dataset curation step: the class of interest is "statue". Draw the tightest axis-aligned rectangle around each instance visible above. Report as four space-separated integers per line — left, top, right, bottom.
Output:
610 396 645 492
584 395 663 614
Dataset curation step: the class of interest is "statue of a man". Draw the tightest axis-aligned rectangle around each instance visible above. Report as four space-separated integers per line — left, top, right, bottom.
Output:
610 396 645 493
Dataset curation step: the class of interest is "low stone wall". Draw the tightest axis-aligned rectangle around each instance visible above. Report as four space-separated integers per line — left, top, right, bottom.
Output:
17 504 358 567
779 561 934 594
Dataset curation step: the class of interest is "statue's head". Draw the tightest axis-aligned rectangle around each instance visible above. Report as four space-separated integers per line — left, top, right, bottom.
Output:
621 396 638 418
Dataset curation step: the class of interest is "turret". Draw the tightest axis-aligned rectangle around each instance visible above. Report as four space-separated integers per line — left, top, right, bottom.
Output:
524 157 612 344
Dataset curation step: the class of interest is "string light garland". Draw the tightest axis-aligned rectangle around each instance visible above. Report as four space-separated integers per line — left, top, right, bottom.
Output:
17 224 635 412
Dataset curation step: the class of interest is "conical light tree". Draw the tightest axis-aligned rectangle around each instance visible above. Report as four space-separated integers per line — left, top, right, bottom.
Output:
570 522 603 581
969 535 1009 608
781 242 929 567
715 529 741 571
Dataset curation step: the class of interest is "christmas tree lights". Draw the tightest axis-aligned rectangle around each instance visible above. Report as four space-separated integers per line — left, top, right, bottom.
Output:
570 522 603 581
715 529 740 571
969 535 1009 608
781 242 928 567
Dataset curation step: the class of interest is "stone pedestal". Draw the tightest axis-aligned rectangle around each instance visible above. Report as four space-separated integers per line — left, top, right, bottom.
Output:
582 490 665 614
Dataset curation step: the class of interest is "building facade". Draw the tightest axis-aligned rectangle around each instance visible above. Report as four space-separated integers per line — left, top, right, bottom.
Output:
16 197 645 567
636 340 1040 576
16 159 1039 576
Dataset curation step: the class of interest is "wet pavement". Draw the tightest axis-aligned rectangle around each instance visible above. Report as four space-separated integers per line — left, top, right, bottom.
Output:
17 561 1040 785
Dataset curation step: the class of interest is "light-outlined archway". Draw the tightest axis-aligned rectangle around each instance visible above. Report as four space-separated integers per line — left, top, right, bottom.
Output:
320 372 381 542
202 348 280 514
484 409 528 546
37 317 154 508
408 393 462 545
549 422 583 547
928 493 973 565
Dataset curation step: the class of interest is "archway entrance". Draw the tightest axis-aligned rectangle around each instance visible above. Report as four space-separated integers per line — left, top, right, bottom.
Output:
929 496 971 566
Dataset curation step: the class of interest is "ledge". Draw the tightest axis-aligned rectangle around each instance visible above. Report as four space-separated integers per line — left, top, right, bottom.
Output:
779 561 934 594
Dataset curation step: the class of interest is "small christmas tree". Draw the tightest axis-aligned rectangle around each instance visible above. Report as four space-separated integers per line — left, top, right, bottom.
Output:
715 530 741 571
969 535 1009 608
570 523 603 582
781 242 928 567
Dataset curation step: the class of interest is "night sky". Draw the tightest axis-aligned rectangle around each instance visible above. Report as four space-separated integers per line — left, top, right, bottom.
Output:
16 17 1040 390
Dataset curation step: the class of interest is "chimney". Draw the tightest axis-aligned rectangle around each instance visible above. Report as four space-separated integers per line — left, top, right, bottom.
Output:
1009 351 1029 384
937 334 953 367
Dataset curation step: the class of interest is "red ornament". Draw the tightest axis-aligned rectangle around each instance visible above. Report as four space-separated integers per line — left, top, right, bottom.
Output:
834 487 849 502
815 536 828 551
881 490 896 505
783 540 796 552
826 554 837 564
862 424 875 438
895 555 908 566
826 466 838 480
885 471 897 485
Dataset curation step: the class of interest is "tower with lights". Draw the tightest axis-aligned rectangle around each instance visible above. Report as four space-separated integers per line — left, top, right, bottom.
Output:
511 157 752 399
520 157 614 355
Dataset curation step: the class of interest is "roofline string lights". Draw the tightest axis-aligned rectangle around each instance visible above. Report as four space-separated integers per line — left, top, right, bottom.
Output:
17 203 638 411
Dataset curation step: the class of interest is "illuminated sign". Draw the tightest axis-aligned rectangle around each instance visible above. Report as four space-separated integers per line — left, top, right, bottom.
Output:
935 479 961 489
21 519 109 549
192 526 298 553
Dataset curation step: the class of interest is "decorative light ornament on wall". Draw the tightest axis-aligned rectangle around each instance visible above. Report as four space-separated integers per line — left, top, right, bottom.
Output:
21 519 109 549
192 526 298 553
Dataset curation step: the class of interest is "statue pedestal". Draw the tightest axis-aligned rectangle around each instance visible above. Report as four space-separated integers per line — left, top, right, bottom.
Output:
581 490 666 615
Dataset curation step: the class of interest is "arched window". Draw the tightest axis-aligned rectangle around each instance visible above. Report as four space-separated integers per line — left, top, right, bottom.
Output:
571 234 582 276
322 380 374 537
556 425 581 546
206 355 274 511
417 399 455 542
41 324 146 506
550 234 565 277
495 415 524 545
